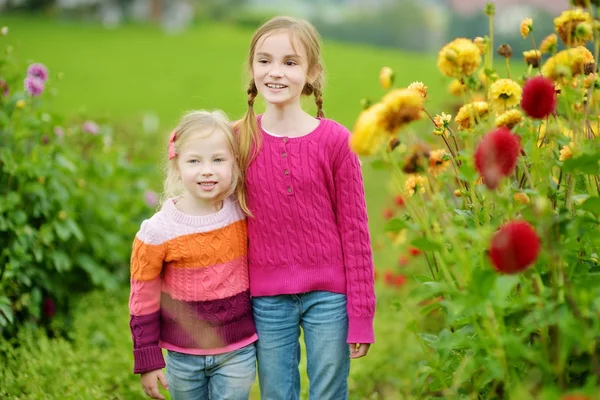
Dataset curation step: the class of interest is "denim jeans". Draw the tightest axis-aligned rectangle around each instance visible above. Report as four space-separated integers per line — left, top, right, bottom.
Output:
252 291 350 400
165 343 256 400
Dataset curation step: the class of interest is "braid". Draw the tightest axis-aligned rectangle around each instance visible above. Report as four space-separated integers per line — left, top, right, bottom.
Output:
314 86 324 118
247 80 257 107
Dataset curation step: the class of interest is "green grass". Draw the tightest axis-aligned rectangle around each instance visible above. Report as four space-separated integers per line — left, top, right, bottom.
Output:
3 14 449 128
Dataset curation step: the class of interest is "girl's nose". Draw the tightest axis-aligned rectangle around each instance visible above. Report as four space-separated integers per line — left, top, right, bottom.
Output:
269 65 284 78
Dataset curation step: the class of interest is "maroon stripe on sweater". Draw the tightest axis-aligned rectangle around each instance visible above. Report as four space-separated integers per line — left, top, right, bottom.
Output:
158 290 255 349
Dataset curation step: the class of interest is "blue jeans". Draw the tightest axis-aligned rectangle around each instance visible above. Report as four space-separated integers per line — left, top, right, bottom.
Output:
252 291 350 400
165 343 256 400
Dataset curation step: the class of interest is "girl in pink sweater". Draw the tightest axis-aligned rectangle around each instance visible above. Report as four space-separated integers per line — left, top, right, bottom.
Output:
236 16 376 400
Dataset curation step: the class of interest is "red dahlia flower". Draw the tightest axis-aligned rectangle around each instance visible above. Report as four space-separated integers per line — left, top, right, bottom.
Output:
475 127 521 189
521 76 556 119
489 221 541 274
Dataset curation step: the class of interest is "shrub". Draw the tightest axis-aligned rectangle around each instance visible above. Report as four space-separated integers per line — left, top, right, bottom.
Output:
0 28 156 337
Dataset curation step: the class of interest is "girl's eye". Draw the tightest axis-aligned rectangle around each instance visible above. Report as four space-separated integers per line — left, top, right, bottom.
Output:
188 160 198 164
285 60 297 66
258 59 269 64
214 158 224 163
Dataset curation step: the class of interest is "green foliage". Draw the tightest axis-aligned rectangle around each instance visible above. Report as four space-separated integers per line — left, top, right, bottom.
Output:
0 289 145 399
352 5 600 397
0 38 154 336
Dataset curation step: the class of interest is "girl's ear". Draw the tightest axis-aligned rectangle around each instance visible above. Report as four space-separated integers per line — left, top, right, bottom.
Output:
308 64 322 84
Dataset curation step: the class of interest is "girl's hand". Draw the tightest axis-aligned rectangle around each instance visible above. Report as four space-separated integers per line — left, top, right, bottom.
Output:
140 369 169 399
349 343 371 359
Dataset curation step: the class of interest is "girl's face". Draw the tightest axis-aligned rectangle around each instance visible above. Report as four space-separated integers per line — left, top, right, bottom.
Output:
252 31 310 108
176 129 234 208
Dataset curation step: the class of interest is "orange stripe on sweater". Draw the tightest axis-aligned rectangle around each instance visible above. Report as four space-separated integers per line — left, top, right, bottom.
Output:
165 219 247 269
131 237 165 281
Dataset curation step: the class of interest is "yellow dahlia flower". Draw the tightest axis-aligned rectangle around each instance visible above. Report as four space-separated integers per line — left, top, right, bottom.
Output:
554 9 593 46
379 66 394 90
489 78 523 109
514 192 530 204
539 33 558 54
559 142 574 161
495 109 523 129
473 36 487 55
542 46 595 81
520 18 533 39
449 79 467 96
350 103 388 156
433 112 452 136
523 49 542 67
428 149 451 177
437 38 482 78
404 174 427 196
407 81 428 98
455 101 489 130
380 88 424 132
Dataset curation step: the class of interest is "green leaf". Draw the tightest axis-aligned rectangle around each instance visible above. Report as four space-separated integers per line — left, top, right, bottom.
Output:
410 236 442 252
384 217 408 232
562 153 600 175
492 275 521 303
54 222 72 241
458 164 477 182
65 219 84 242
51 250 72 272
580 196 600 214
55 154 77 173
0 303 14 325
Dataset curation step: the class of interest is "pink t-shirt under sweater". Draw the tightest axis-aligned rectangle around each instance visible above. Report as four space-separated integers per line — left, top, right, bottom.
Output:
245 115 376 344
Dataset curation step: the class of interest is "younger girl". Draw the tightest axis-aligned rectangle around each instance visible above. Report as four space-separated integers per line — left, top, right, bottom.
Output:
237 16 376 400
129 110 257 400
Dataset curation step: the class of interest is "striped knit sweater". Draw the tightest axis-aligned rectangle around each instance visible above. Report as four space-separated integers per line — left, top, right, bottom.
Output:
128 197 257 374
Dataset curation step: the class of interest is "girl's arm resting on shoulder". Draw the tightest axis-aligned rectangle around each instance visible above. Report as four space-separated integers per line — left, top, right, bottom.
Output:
129 220 167 374
333 142 376 345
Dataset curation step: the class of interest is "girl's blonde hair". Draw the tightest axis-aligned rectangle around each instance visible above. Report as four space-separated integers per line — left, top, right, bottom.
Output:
162 110 250 215
237 16 325 174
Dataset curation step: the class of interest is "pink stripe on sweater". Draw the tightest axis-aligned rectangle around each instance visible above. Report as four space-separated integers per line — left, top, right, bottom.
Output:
161 334 258 356
162 256 250 302
129 277 161 316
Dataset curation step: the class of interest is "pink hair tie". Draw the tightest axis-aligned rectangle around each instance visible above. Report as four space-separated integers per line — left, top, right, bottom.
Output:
168 130 177 160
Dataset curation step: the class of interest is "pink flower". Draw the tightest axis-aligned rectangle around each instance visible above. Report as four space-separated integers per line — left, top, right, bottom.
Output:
27 63 49 82
521 76 556 119
82 120 99 135
144 190 158 207
474 127 520 189
24 76 44 97
54 126 65 138
42 297 56 318
489 221 540 274
0 79 8 96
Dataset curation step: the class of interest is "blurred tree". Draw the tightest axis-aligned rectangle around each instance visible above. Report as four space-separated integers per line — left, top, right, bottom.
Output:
194 0 248 21
313 0 429 51
5 0 55 11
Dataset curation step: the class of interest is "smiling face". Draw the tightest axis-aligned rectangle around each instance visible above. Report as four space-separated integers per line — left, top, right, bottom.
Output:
176 128 234 209
252 30 311 108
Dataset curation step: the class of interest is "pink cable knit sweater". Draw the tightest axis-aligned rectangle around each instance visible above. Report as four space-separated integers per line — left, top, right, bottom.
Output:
245 115 376 343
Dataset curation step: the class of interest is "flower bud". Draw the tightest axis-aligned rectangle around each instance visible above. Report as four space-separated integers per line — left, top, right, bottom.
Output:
497 44 513 58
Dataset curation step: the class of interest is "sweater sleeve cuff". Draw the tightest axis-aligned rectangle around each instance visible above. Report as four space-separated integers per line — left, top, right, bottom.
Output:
347 315 375 344
133 346 166 374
